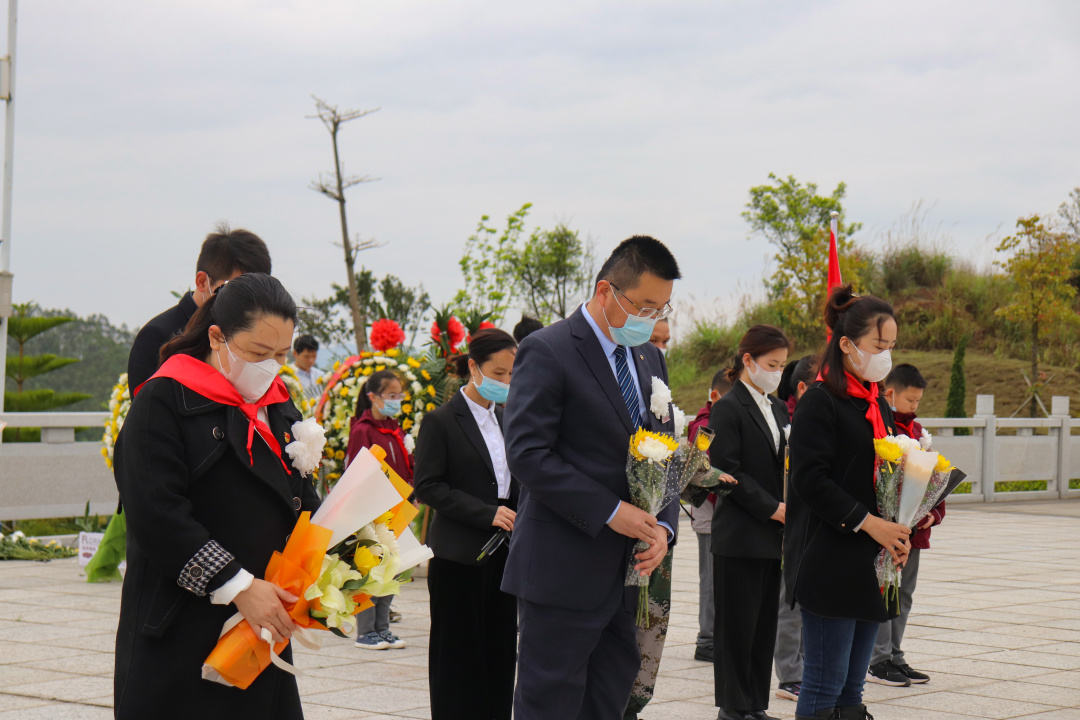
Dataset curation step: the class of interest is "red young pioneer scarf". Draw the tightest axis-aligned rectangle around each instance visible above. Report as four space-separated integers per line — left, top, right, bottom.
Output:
135 354 293 474
818 369 888 440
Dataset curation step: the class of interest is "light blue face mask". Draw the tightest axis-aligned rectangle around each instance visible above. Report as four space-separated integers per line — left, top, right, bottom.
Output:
474 373 510 404
604 305 658 347
381 398 403 417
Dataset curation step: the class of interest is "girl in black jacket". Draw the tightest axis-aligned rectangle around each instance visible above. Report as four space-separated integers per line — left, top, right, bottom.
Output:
785 286 912 720
709 324 792 720
113 274 319 720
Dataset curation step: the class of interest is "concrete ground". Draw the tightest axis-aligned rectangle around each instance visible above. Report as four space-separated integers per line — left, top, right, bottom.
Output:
1 502 1079 719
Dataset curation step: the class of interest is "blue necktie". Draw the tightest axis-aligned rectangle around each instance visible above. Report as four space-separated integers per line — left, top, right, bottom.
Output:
613 346 641 426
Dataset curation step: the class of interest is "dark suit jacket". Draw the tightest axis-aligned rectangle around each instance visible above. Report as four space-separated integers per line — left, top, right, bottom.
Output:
784 382 898 622
709 381 788 559
412 391 520 566
502 306 678 611
127 292 198 390
113 376 320 719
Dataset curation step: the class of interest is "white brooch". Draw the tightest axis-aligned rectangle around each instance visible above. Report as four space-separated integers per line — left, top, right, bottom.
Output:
284 418 327 477
672 404 687 437
650 376 672 424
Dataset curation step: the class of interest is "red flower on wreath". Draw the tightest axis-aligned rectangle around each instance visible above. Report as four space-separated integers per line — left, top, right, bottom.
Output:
467 321 497 344
431 316 466 350
370 318 405 352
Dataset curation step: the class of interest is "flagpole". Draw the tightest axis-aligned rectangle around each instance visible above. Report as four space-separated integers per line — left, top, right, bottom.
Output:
829 210 838 249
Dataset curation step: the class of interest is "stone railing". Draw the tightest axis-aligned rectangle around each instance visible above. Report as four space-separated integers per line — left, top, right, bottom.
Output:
3 394 1079 520
0 411 115 520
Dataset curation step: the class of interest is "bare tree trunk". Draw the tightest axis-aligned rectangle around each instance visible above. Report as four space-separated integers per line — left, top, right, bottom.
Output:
1030 319 1039 418
309 96 383 354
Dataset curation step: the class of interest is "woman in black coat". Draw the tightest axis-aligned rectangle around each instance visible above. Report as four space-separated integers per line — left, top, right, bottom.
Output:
785 286 912 720
708 325 792 720
412 329 520 720
113 274 320 720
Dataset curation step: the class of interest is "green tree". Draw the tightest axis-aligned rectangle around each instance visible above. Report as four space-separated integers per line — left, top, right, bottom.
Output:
454 203 532 322
945 335 969 436
512 224 595 323
4 303 93 441
995 215 1079 417
742 174 863 344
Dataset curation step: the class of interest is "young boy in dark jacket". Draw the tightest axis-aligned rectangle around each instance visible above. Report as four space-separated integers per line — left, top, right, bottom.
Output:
868 363 944 687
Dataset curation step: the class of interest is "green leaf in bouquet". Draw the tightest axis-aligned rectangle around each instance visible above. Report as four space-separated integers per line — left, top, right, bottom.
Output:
340 578 367 592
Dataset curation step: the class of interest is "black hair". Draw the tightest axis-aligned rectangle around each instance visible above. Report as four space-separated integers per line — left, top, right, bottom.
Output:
820 284 896 396
884 363 927 392
452 328 517 376
710 370 732 395
355 369 403 416
780 354 818 399
196 222 272 282
161 273 296 363
595 235 682 292
513 316 544 343
293 334 319 354
725 324 793 384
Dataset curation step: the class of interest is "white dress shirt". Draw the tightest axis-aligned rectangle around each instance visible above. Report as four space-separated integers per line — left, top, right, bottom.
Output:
461 388 512 499
295 365 321 395
741 379 780 452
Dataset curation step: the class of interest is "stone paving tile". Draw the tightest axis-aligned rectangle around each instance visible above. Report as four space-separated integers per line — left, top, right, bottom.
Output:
1 503 1079 717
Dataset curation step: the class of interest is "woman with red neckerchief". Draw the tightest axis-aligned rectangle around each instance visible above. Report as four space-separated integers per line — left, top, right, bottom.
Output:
783 285 912 720
113 273 318 720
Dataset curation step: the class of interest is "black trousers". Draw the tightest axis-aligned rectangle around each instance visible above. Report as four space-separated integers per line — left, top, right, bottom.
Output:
427 552 518 720
714 555 781 712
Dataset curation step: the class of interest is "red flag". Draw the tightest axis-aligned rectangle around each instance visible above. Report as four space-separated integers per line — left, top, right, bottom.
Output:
828 219 843 294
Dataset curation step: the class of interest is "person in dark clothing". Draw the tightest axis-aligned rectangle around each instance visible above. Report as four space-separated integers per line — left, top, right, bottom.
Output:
868 363 942 688
345 369 413 650
709 325 793 720
689 370 732 664
127 224 271 390
113 273 317 720
413 329 520 720
513 316 544 343
785 285 912 720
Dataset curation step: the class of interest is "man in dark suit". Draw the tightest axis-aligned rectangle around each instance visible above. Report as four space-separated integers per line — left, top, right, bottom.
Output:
503 236 682 720
126 224 271 390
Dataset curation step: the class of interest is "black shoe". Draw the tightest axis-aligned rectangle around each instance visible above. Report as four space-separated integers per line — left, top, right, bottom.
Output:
894 662 929 684
389 610 402 623
694 646 715 662
715 709 745 720
866 660 910 687
836 705 874 720
795 710 838 720
748 712 779 720
775 682 801 701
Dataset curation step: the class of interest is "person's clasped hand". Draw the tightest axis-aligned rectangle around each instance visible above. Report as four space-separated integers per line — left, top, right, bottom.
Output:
234 579 298 644
492 506 517 532
633 523 669 577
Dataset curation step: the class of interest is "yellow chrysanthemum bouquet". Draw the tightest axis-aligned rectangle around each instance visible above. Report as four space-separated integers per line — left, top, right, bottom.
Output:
624 426 717 627
873 434 965 611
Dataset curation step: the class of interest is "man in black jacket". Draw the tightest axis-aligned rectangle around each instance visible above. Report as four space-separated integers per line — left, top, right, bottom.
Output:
126 225 271 390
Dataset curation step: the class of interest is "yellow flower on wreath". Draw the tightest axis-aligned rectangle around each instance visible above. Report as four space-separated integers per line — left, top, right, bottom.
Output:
426 402 436 412
362 367 374 376
402 403 412 414
407 357 421 369
375 365 385 372
426 385 436 397
402 418 414 431
338 386 350 397
421 369 431 380
628 428 679 462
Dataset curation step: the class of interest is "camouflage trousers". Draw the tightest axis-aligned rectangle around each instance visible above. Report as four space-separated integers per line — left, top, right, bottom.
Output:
623 550 674 719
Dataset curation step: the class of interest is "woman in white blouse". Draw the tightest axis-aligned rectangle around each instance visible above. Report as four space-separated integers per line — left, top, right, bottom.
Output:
412 329 519 720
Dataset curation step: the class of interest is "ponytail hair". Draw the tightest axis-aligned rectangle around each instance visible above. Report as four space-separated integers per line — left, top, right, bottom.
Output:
160 273 296 364
819 284 895 397
725 324 792 384
452 328 517 377
355 369 402 417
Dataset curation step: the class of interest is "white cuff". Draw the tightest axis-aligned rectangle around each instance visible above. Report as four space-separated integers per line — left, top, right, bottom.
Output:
209 568 255 605
657 521 674 542
853 512 870 534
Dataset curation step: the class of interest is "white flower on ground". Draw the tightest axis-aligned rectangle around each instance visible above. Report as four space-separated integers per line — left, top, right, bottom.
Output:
650 377 672 423
285 418 327 477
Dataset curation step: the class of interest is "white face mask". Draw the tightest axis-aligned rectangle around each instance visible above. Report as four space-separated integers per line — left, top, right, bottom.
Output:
746 357 783 395
848 342 892 383
218 339 280 403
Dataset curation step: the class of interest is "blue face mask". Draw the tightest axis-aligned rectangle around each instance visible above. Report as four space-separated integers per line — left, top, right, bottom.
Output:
603 289 660 347
474 373 510 404
381 398 403 417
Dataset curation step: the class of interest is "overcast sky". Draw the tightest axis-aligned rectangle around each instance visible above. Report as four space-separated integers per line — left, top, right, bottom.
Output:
4 0 1079 336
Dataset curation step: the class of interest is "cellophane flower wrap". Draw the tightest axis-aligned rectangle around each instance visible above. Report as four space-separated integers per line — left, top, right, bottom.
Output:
873 435 954 612
624 426 716 627
202 445 433 690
